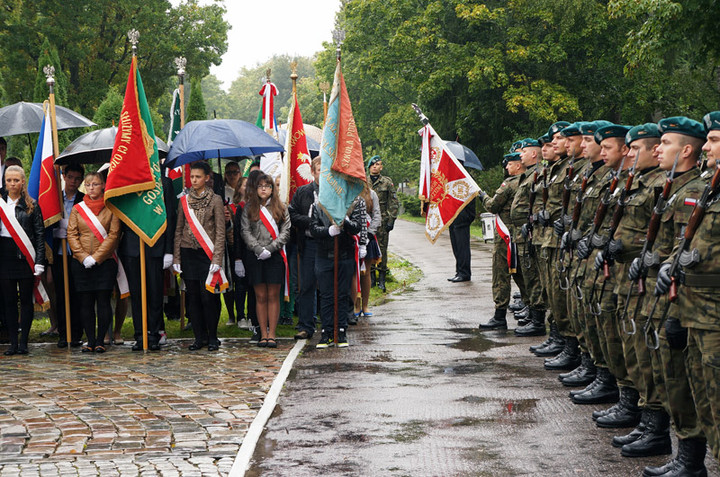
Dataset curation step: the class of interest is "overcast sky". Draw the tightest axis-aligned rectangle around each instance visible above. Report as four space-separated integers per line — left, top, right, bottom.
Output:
171 0 341 90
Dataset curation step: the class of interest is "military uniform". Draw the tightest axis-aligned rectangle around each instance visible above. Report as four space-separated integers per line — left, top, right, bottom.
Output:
369 171 399 280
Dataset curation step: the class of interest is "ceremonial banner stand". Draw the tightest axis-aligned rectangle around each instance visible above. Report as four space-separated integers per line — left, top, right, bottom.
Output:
45 67 72 347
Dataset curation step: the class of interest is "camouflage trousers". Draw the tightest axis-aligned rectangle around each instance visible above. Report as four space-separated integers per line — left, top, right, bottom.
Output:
686 328 720 460
375 228 389 273
538 247 571 335
491 238 527 309
640 285 704 441
565 254 590 353
518 242 545 311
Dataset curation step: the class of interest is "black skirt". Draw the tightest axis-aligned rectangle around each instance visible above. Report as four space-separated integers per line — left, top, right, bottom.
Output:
246 251 285 286
71 257 118 292
180 247 211 282
0 237 32 280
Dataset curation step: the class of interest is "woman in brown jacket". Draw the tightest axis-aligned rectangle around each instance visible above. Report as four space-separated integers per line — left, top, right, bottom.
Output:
67 172 121 353
173 161 226 351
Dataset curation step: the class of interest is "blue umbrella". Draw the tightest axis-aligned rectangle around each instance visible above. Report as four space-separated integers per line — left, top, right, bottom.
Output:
277 129 321 157
446 141 484 170
165 119 284 168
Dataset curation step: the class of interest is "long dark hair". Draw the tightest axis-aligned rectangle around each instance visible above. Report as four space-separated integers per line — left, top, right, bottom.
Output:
244 173 286 223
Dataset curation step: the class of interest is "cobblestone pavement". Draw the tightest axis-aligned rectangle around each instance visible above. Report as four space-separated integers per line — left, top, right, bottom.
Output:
0 339 291 476
248 219 720 477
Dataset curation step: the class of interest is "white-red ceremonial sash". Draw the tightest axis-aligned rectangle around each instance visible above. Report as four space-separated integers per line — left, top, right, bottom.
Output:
0 198 48 304
495 216 516 274
181 196 229 294
259 206 289 301
75 202 130 298
352 235 361 293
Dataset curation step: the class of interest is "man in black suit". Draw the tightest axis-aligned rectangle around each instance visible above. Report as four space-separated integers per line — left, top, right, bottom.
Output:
53 164 86 347
448 199 476 282
119 174 177 351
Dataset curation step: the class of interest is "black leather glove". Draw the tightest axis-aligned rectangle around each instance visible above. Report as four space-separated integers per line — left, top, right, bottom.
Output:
628 257 642 282
521 223 531 240
553 218 564 237
576 237 591 260
654 263 672 296
560 231 570 251
665 318 688 350
385 220 395 232
594 250 605 271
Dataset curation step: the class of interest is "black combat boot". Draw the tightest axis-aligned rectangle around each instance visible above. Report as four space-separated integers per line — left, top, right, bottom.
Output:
514 305 529 322
596 386 641 428
378 271 386 292
544 336 581 370
612 408 648 448
533 322 565 356
620 409 671 457
509 292 526 312
560 352 597 387
642 438 707 477
479 309 508 330
571 367 619 404
569 371 603 397
530 322 559 353
514 309 546 337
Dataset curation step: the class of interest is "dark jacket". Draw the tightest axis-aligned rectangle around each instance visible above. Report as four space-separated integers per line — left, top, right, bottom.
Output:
0 191 45 265
288 181 319 252
310 198 366 260
233 203 248 261
51 190 84 255
118 176 177 258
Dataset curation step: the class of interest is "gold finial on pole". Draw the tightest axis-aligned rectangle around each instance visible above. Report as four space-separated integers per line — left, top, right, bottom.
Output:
175 57 187 129
265 68 272 82
127 29 140 56
332 29 345 62
290 61 298 95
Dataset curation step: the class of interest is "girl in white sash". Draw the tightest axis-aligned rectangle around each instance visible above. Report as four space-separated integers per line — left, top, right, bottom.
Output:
0 165 45 355
241 173 290 348
67 172 120 353
173 162 226 352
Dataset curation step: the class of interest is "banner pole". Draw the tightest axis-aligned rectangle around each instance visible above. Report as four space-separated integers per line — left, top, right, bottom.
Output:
333 235 339 345
176 58 187 332
140 242 148 351
45 66 72 348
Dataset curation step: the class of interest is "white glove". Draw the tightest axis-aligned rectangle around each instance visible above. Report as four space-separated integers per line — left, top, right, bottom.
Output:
359 245 367 259
34 264 44 276
173 263 182 274
234 260 245 278
163 254 173 269
328 224 341 237
209 264 221 274
82 256 96 269
257 248 272 260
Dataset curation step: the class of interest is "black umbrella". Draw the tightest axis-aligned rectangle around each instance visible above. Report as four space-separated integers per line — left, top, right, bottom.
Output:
446 141 484 170
0 101 95 137
55 126 169 165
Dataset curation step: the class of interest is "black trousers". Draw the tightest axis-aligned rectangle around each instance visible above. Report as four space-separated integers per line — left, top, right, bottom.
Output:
0 278 34 349
53 253 83 342
449 223 471 279
80 290 113 348
121 254 164 344
185 279 221 345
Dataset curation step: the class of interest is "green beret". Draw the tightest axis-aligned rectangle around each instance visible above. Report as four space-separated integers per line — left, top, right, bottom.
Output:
537 134 551 145
658 116 705 139
548 121 571 138
502 152 521 167
581 120 614 136
560 122 582 137
520 138 541 149
703 111 720 133
510 141 523 153
625 123 662 145
368 155 382 167
594 124 631 145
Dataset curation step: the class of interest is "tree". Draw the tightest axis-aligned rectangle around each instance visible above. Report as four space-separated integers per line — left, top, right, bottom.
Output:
93 86 124 128
186 77 207 122
32 38 69 105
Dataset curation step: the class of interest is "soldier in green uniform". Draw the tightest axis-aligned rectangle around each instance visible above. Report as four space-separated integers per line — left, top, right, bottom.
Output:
512 138 547 337
367 155 399 293
593 124 665 435
621 117 708 465
651 112 720 474
479 152 528 329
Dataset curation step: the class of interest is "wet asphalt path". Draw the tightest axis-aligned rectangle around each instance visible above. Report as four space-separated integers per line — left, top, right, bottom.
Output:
247 219 720 477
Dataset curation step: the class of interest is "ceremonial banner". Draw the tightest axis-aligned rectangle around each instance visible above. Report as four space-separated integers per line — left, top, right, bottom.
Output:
259 80 279 133
166 88 186 197
279 94 312 203
28 107 62 227
318 61 366 225
495 215 517 273
105 56 167 246
418 123 480 243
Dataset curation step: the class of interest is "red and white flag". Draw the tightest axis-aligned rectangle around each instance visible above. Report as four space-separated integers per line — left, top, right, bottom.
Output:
495 216 517 274
418 123 480 243
279 94 313 203
259 81 279 134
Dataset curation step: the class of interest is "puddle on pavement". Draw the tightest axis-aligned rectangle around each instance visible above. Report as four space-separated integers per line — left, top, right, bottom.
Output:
389 420 427 443
448 328 515 354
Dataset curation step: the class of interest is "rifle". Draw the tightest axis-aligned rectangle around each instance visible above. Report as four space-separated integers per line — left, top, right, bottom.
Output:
621 154 680 335
571 156 626 312
555 155 576 273
560 165 592 292
643 162 720 349
592 153 641 306
522 165 542 268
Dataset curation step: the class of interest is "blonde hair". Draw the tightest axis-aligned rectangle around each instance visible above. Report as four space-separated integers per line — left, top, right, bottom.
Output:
4 165 34 213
